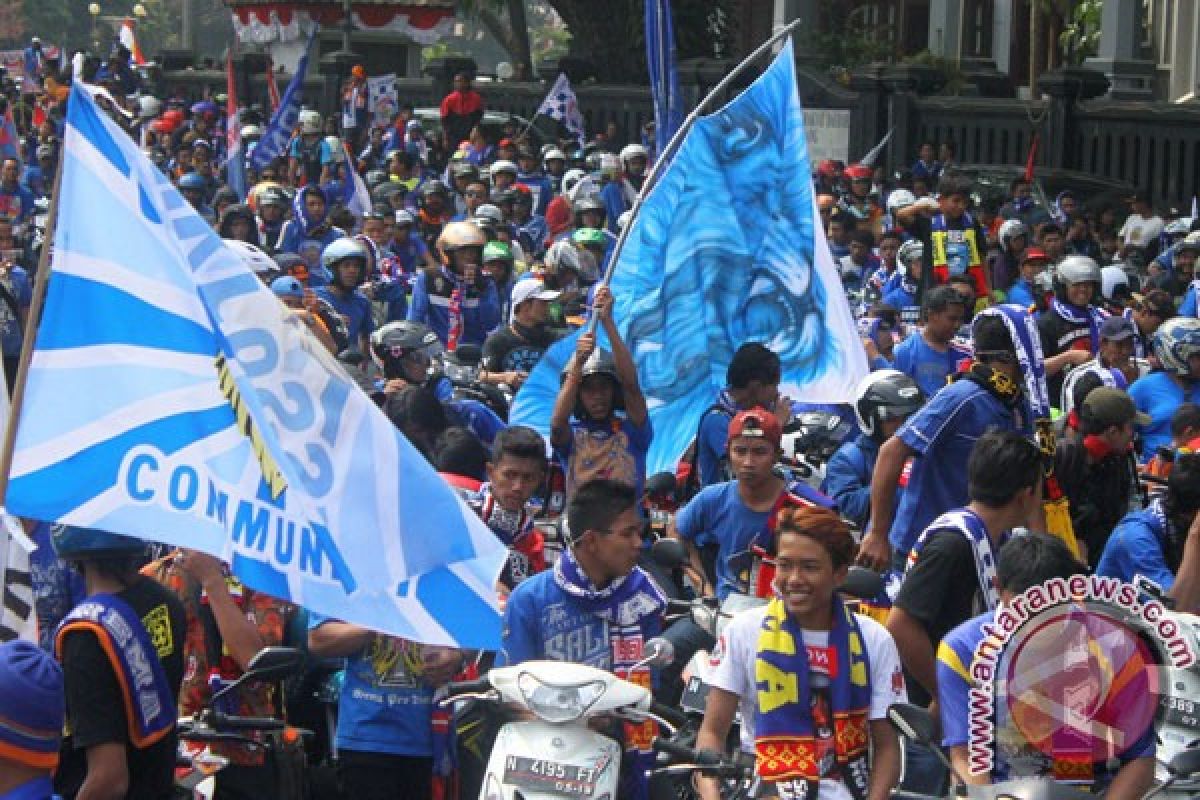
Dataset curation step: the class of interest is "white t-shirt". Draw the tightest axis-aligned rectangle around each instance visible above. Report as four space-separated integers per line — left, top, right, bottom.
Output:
707 606 907 800
1119 213 1164 248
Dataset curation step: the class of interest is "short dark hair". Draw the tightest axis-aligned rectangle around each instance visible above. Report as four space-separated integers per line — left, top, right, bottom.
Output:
878 230 903 245
996 533 1086 594
1170 403 1200 438
924 285 967 314
829 210 854 230
567 479 637 542
727 342 781 389
937 171 973 199
1167 454 1200 516
968 431 1043 507
849 229 875 249
490 425 547 467
1039 222 1065 239
384 386 447 449
434 427 488 481
947 275 976 295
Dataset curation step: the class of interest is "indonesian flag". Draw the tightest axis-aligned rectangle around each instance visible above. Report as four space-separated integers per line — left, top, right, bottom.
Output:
119 18 146 66
265 55 281 112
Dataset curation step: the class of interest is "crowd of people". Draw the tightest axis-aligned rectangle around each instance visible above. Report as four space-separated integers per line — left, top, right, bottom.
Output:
2 36 1200 800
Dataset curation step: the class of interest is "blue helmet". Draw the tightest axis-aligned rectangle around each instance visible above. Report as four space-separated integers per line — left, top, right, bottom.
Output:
50 525 147 560
271 275 304 299
178 172 206 192
1152 317 1200 377
321 237 368 272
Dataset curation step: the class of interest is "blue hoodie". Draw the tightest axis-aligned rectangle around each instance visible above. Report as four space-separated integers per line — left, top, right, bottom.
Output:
275 185 345 279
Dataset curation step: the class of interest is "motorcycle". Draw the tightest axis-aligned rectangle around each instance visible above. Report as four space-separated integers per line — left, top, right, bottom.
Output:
886 702 1200 800
442 641 684 799
175 646 311 800
443 343 512 422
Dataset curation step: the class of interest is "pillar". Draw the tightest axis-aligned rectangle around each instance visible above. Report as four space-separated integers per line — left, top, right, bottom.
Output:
1082 0 1155 100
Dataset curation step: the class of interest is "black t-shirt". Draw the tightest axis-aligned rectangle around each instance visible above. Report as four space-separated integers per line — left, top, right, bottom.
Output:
893 531 982 706
56 578 187 800
481 325 559 374
1037 310 1095 402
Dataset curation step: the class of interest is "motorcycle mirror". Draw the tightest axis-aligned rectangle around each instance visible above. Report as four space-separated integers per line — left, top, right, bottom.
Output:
211 646 305 704
1167 748 1200 780
642 637 675 668
886 703 936 747
839 566 883 600
651 538 687 569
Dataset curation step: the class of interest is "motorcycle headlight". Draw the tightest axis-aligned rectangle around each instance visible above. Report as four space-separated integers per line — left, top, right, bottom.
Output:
516 671 606 723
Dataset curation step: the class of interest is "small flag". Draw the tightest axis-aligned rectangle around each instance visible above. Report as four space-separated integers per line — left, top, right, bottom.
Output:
860 127 894 168
367 73 398 128
224 52 246 201
265 55 281 112
251 28 317 173
1024 133 1039 182
645 0 683 158
536 73 585 146
118 18 146 66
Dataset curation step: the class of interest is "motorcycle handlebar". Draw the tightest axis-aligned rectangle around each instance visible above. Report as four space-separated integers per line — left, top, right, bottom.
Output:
652 737 726 767
207 712 287 731
444 676 492 697
648 702 688 728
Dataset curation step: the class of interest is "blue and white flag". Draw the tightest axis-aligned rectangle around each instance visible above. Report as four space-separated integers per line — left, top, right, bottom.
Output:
512 41 866 475
536 73 585 146
645 0 683 158
224 52 246 201
7 82 509 649
250 29 316 173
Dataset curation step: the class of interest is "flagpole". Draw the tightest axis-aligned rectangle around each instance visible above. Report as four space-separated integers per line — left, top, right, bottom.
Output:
0 141 64 505
587 16 804 334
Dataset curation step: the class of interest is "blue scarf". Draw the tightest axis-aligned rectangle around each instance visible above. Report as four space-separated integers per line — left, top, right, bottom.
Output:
55 593 175 749
978 304 1049 419
754 593 871 800
900 508 1003 610
291 184 329 239
1050 298 1102 354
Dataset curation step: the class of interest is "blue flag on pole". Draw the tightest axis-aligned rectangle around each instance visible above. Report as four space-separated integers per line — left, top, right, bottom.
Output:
511 40 866 475
250 29 316 173
7 82 509 649
645 0 683 158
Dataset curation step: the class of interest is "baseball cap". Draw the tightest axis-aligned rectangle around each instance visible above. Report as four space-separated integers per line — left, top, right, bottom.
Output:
510 279 561 310
0 639 64 769
727 407 782 447
1099 315 1136 341
270 275 304 299
1021 247 1050 264
1082 387 1150 429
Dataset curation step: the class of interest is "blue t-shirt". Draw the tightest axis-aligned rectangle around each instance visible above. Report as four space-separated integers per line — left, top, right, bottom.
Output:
1129 371 1200 462
390 232 429 275
822 434 893 531
499 568 663 668
315 287 374 347
675 481 773 602
939 611 1154 787
29 520 85 653
695 407 734 488
1005 278 1036 307
890 380 1027 555
0 184 35 222
893 331 966 399
1179 285 1197 317
308 614 434 757
557 416 652 500
1096 509 1175 590
0 265 31 357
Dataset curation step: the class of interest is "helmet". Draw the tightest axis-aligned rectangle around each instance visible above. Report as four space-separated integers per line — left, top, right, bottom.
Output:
619 143 648 172
365 169 388 189
585 150 605 173
543 148 566 167
394 209 416 227
137 95 162 119
844 163 872 181
1164 217 1193 239
372 181 406 207
853 370 925 438
885 189 916 214
450 162 480 183
1100 265 1131 302
1152 317 1200 377
483 240 513 263
572 227 606 248
545 239 586 275
258 185 289 209
298 110 322 135
998 219 1029 250
240 124 263 139
474 204 505 227
436 221 487 264
178 172 206 192
51 525 147 560
789 411 854 464
573 194 606 228
321 237 369 272
562 168 587 196
489 160 518 180
896 240 924 275
598 153 620 178
563 349 624 415
225 240 277 275
1178 232 1200 255
420 179 449 198
1056 255 1102 292
370 320 444 379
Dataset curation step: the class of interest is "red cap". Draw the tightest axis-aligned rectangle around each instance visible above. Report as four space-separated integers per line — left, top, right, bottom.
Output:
727 407 782 446
1021 247 1049 264
498 137 514 148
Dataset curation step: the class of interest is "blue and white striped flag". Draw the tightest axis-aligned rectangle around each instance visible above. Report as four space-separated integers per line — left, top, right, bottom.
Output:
536 73 585 145
6 82 509 649
645 0 682 158
250 29 316 173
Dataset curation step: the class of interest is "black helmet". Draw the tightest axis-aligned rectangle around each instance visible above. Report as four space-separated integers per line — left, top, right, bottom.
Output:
562 349 624 418
450 162 480 183
420 179 449 198
852 369 925 439
372 181 405 206
259 186 289 209
370 320 444 381
788 411 854 464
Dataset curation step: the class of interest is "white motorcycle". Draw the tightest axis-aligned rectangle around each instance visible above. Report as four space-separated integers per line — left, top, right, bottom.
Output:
443 641 682 800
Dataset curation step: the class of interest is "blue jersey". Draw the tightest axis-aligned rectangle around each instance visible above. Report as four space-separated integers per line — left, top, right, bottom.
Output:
822 434 896 530
893 331 968 400
675 481 772 602
407 271 501 347
1096 508 1175 590
1129 371 1200 462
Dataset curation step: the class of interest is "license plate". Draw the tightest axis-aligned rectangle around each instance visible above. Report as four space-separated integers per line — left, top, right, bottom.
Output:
503 755 598 797
1160 695 1200 729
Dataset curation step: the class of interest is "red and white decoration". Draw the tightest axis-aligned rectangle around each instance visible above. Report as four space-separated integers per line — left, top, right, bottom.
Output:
229 3 455 45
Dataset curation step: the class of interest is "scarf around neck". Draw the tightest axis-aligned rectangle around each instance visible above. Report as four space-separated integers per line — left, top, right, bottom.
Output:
1051 299 1101 353
903 508 1003 611
755 593 871 800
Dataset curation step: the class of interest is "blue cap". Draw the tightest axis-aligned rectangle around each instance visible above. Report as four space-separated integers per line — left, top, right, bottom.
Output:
271 276 304 299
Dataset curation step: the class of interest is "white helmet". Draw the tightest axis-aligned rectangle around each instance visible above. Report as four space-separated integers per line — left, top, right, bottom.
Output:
489 160 518 180
998 219 1029 250
897 240 924 275
240 124 263 139
137 95 162 120
598 153 620 178
1100 265 1131 301
298 110 322 135
885 189 916 214
543 148 566 166
562 168 587 195
619 143 648 172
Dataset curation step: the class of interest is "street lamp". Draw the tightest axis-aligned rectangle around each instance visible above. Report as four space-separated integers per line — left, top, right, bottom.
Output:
88 3 101 53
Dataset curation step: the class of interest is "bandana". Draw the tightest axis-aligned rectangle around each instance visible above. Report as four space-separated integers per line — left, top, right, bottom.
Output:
1122 308 1147 359
1050 299 1102 353
754 594 871 800
470 483 545 586
902 509 1003 610
291 185 329 239
444 267 465 351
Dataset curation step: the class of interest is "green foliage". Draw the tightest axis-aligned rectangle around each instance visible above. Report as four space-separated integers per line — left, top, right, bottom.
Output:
801 0 895 71
1058 0 1102 65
